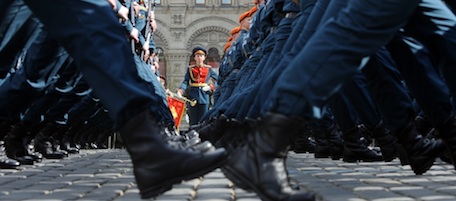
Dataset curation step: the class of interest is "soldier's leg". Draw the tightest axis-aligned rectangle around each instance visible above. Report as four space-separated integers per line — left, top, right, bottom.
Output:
0 30 67 122
228 0 439 193
328 90 383 162
402 0 456 168
0 0 39 77
339 70 399 162
23 0 226 198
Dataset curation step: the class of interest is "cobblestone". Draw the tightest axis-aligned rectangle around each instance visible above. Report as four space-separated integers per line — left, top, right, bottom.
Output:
0 149 455 200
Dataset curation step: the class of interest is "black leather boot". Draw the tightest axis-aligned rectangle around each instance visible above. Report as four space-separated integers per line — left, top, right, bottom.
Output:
395 142 409 166
369 122 398 162
326 124 344 160
310 121 344 160
196 115 229 144
54 125 80 154
396 121 446 175
34 123 66 159
4 122 35 165
0 121 12 141
184 130 216 153
159 124 216 153
72 124 89 149
182 129 201 145
95 129 112 149
312 126 331 158
119 110 227 199
78 125 98 149
222 113 315 201
293 126 316 154
167 126 201 147
214 118 251 150
24 123 45 162
0 157 20 169
187 119 213 132
415 116 433 136
342 126 383 162
161 128 215 153
87 127 103 149
436 115 456 170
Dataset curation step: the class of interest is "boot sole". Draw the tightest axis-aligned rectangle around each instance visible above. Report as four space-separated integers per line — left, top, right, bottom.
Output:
222 165 315 201
140 156 228 199
382 155 397 163
342 157 384 163
412 158 434 175
223 165 275 201
411 149 445 175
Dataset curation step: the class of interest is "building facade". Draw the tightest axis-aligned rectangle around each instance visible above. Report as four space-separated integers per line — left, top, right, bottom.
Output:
152 0 254 91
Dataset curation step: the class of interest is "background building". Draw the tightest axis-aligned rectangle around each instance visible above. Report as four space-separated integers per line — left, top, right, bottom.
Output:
152 0 254 91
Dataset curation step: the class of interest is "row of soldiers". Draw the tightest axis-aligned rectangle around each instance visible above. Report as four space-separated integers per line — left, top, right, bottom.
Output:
0 0 229 200
191 0 366 162
0 0 180 169
180 0 456 199
4 0 456 200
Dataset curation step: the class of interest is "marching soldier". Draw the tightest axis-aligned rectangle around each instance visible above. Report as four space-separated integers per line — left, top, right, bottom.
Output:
1 0 227 199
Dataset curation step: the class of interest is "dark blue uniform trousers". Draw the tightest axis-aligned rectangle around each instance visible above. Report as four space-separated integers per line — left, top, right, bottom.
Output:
23 0 165 128
0 0 40 77
210 1 316 120
262 0 420 124
403 0 456 103
246 0 329 119
0 30 68 122
387 34 453 127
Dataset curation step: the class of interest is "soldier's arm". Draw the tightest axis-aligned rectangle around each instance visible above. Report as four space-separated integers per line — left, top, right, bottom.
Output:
178 68 191 94
209 67 218 91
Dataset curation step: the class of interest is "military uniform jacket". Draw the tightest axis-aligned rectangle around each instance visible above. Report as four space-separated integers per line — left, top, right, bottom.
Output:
179 64 218 104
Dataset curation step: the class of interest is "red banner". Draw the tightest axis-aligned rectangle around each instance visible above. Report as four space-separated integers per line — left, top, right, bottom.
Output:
167 96 186 129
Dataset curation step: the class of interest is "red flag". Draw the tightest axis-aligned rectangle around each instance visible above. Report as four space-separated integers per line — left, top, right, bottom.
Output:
167 96 186 129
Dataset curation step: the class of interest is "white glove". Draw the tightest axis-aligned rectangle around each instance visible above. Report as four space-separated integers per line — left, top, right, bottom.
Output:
202 86 211 92
117 5 129 21
177 91 183 98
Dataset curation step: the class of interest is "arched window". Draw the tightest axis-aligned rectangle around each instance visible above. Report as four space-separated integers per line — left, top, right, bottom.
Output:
222 0 231 5
156 47 166 78
196 0 205 5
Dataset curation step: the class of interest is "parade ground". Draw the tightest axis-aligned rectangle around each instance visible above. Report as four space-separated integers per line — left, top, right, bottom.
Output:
0 149 455 201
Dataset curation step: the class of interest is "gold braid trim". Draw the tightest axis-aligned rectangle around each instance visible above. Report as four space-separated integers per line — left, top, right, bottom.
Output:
188 65 198 82
188 65 211 83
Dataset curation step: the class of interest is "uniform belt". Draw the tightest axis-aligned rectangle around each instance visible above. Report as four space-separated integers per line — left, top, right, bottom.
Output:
189 83 208 87
285 12 298 19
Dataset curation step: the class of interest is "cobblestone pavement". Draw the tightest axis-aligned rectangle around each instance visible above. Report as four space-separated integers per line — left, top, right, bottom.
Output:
0 149 455 201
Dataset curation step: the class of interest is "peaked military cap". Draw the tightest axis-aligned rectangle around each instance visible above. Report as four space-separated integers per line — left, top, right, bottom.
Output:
192 47 207 56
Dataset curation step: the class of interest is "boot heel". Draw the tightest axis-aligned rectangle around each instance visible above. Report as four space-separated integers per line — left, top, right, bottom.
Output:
396 143 409 165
